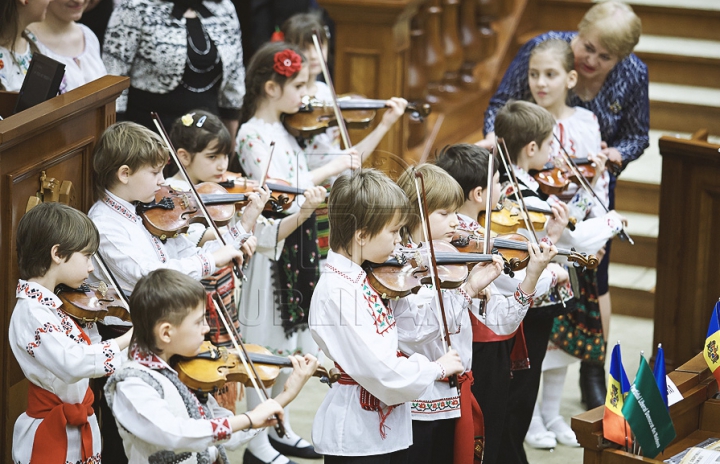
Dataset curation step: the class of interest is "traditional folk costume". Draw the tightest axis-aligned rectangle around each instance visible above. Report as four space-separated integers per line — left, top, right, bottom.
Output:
456 213 554 464
496 165 622 464
104 346 256 463
9 280 124 464
309 250 443 460
237 116 322 460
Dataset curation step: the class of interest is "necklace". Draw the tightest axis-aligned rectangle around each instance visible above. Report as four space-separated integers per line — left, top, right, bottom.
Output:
187 19 211 55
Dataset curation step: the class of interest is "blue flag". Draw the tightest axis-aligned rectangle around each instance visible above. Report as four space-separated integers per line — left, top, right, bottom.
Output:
654 344 668 409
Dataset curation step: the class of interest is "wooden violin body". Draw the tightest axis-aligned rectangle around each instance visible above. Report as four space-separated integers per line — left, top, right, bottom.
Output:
479 201 576 235
532 157 622 196
451 230 600 273
137 183 250 240
175 341 340 393
55 282 131 323
364 241 495 299
283 94 432 138
218 173 295 212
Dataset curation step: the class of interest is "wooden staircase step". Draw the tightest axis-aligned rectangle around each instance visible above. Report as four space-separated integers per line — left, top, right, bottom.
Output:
610 211 657 268
649 83 720 134
636 35 720 88
533 0 720 42
608 263 656 319
615 180 659 215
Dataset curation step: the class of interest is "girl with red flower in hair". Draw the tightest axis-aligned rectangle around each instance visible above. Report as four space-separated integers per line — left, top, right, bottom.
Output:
235 41 349 464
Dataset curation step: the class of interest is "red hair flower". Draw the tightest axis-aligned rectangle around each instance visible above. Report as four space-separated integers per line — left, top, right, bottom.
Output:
270 26 285 42
273 49 302 77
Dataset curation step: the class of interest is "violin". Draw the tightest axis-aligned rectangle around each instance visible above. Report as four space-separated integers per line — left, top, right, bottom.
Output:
55 282 132 323
478 200 577 235
218 173 299 212
364 241 496 299
450 230 599 275
283 94 432 138
137 183 255 240
532 157 622 196
175 341 340 393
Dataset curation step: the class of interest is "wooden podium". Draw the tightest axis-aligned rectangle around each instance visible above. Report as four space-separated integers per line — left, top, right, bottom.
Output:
0 75 128 462
573 353 720 463
654 131 720 371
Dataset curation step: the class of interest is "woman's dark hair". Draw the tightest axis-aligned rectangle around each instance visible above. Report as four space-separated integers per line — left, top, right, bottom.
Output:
241 41 306 123
170 110 232 158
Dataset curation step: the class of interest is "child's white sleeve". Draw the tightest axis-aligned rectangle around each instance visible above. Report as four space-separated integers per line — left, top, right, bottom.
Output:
12 309 122 383
470 281 530 336
112 376 234 452
206 395 257 450
393 286 471 346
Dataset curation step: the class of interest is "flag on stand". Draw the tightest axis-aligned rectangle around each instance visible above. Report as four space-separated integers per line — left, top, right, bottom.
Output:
653 343 668 409
703 300 720 386
622 354 676 458
603 342 632 447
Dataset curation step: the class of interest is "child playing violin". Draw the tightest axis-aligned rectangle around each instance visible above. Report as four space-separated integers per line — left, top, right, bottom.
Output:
309 168 464 463
280 12 408 185
524 37 625 446
393 162 558 464
237 42 337 463
9 202 133 464
104 268 319 463
434 144 567 464
167 109 325 417
492 100 626 464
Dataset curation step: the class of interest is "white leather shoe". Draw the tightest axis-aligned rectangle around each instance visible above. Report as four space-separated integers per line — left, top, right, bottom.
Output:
546 416 580 447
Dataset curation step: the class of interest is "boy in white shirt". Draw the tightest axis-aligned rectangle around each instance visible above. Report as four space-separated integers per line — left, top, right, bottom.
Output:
309 169 465 463
104 268 318 463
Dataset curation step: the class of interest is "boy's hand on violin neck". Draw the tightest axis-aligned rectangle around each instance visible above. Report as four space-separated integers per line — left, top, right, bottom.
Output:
463 255 503 298
600 141 623 165
545 202 570 243
335 149 361 173
436 349 464 378
301 186 327 214
525 242 558 281
276 354 319 406
240 186 271 230
212 245 244 268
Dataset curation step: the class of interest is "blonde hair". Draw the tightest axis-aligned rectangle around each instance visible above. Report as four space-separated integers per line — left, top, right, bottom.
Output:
396 163 464 240
328 169 410 255
494 101 555 163
93 122 168 199
578 1 641 59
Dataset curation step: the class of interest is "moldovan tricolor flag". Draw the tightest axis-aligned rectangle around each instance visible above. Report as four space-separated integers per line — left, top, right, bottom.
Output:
603 342 632 447
703 300 720 386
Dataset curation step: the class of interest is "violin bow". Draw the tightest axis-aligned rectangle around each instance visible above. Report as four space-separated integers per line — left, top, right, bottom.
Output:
552 134 634 244
151 113 248 279
93 251 130 308
312 32 353 152
495 140 540 244
413 171 458 389
475 145 495 316
418 114 445 165
213 293 286 438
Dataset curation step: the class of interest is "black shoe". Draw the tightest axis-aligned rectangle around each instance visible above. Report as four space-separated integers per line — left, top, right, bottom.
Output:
268 436 323 459
243 449 299 464
580 362 607 410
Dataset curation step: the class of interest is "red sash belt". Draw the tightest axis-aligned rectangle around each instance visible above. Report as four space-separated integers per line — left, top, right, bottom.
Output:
335 358 400 440
454 371 485 464
26 381 95 464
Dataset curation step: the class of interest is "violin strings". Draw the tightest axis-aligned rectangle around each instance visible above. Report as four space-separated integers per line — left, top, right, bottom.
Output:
495 141 539 244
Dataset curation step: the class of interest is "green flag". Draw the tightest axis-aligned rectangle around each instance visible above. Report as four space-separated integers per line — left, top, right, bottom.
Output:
622 355 676 458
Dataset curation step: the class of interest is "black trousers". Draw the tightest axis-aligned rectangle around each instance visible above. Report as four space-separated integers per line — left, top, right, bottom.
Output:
324 448 409 464
407 418 455 464
498 314 556 464
470 338 514 464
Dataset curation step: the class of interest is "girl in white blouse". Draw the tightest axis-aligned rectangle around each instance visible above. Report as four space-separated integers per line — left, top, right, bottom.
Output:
28 0 107 93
